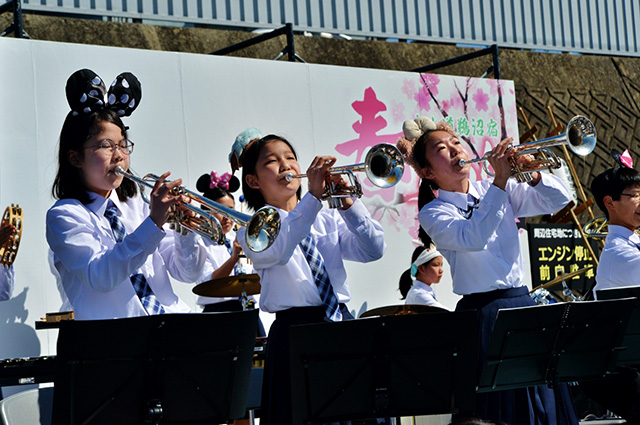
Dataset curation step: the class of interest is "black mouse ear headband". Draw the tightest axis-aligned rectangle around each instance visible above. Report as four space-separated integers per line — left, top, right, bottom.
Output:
65 69 142 117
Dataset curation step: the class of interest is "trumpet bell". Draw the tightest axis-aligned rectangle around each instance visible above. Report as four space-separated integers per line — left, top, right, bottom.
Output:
246 206 281 252
566 115 597 157
365 143 405 188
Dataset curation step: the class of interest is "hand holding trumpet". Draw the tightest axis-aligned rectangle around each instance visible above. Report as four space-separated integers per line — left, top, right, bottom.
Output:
486 139 542 189
306 156 337 201
486 138 514 190
148 171 194 229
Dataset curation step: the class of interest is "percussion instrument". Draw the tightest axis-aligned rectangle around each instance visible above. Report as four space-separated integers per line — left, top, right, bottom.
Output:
192 273 261 298
116 167 280 252
459 115 596 183
360 304 448 318
0 204 22 266
285 143 404 208
530 266 592 304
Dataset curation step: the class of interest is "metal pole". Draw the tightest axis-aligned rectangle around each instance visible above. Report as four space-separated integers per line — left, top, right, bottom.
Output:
409 45 495 73
209 25 288 56
491 44 501 79
285 22 296 62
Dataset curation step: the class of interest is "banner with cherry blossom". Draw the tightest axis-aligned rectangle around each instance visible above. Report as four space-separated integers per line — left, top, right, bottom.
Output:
309 69 519 242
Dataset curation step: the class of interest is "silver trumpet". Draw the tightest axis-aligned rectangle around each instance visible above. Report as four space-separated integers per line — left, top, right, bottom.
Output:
459 115 597 183
284 143 404 208
115 166 280 252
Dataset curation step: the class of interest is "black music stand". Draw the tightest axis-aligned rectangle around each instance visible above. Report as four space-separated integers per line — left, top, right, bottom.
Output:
597 286 640 365
290 310 477 424
477 299 634 394
52 310 258 425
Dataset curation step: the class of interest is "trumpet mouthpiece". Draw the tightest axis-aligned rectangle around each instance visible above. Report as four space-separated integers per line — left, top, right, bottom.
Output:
284 173 294 182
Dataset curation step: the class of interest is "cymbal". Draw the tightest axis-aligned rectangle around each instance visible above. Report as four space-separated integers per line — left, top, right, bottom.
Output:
530 266 593 293
360 304 448 318
192 273 261 297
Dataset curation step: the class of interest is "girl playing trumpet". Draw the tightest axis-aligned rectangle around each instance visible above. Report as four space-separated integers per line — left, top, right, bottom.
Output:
47 69 205 320
397 117 576 425
235 134 386 425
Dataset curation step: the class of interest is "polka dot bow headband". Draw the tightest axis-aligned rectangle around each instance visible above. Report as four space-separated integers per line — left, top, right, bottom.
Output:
65 69 142 117
210 171 232 190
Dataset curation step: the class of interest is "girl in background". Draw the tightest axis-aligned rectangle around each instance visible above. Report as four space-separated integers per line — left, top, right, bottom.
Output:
237 134 386 425
194 170 266 336
398 245 448 310
397 116 576 425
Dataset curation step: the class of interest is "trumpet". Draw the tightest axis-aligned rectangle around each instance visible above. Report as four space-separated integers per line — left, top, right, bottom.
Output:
284 143 404 208
115 167 280 252
459 115 597 183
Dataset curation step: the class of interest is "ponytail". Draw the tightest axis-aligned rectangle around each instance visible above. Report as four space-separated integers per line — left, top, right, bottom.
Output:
398 269 413 300
417 179 437 246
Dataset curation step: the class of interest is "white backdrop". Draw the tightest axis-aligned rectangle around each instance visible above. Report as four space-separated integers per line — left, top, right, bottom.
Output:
0 37 523 363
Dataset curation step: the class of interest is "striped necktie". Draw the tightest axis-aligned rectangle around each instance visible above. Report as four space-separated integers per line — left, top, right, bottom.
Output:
299 234 342 321
104 201 165 315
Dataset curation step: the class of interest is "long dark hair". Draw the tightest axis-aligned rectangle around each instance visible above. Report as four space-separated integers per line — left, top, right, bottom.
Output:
52 109 137 204
398 246 427 300
241 134 302 211
412 123 458 246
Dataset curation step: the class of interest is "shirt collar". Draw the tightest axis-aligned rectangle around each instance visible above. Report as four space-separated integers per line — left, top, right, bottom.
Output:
608 224 640 245
413 280 435 293
85 191 118 217
437 182 480 210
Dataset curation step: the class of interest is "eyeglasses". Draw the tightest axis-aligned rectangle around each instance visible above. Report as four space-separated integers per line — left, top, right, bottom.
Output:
619 192 640 202
85 139 134 155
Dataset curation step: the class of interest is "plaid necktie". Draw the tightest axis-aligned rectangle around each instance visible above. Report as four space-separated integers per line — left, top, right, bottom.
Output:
223 238 244 275
299 234 342 321
104 201 165 315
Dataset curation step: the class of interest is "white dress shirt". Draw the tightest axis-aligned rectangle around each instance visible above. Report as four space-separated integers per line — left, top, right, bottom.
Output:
594 224 640 296
419 174 570 295
405 280 449 310
46 191 205 320
196 234 255 306
237 193 386 313
0 265 14 301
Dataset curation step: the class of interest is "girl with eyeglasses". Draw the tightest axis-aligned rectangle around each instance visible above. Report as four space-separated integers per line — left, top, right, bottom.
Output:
46 69 205 320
